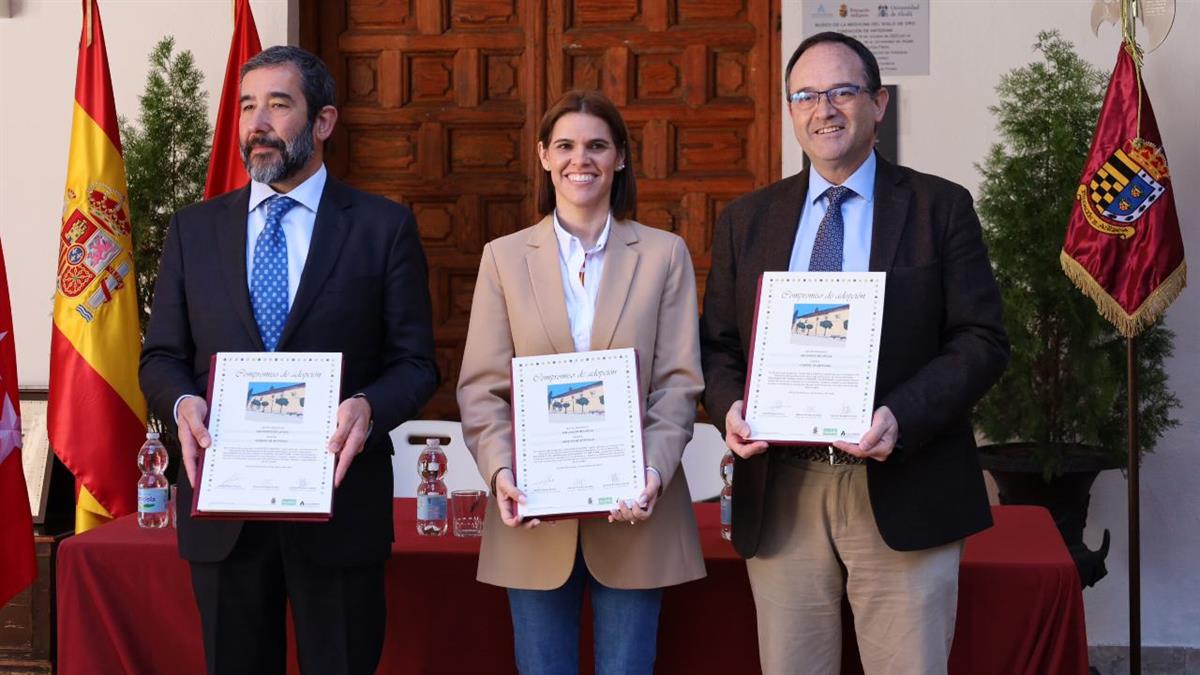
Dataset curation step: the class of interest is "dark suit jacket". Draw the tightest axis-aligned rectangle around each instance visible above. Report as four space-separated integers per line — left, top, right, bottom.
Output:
140 177 439 565
700 155 1009 556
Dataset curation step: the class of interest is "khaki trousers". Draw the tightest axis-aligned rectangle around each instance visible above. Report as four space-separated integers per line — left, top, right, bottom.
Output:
746 456 962 675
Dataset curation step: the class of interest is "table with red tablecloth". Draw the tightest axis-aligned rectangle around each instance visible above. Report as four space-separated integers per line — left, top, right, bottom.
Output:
57 502 1087 674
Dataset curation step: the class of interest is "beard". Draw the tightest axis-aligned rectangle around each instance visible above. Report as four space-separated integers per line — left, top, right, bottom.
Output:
241 122 316 185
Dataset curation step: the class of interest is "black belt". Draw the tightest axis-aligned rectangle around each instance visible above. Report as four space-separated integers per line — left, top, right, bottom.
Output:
778 445 867 466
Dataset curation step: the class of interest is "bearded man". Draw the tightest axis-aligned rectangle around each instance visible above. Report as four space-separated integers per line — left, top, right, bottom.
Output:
139 45 438 675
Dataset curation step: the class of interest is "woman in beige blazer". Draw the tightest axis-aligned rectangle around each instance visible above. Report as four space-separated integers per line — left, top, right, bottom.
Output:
457 90 705 674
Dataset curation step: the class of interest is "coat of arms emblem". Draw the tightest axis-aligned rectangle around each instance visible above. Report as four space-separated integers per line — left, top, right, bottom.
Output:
1076 138 1170 239
57 182 133 322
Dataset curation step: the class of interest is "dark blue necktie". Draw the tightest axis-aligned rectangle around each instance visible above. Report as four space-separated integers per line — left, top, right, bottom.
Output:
808 186 854 272
251 195 298 351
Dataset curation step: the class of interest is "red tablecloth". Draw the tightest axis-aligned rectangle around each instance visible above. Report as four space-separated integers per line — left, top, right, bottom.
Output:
948 506 1090 675
57 503 1086 674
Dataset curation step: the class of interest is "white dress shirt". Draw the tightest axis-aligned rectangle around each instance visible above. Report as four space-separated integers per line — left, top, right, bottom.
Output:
788 151 876 272
553 210 612 352
246 164 326 307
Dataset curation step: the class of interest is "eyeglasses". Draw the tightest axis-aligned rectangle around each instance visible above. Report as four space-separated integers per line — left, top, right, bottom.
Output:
786 84 872 110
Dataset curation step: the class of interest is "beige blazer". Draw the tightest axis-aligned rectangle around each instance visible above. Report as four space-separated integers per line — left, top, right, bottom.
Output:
457 216 706 590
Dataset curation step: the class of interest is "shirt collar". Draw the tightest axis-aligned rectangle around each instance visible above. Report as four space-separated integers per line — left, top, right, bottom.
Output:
248 163 328 214
807 151 877 205
552 210 612 254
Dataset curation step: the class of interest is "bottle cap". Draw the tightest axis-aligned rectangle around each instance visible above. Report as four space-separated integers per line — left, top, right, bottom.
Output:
146 432 160 440
427 437 441 446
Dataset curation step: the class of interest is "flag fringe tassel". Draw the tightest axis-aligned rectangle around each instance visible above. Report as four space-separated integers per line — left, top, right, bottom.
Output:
1060 250 1187 338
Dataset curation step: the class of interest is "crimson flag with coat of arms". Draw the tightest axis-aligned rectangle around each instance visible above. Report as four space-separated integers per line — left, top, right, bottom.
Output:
1061 40 1186 336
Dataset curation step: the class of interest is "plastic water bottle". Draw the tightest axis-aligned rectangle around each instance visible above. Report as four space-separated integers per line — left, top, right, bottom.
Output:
137 431 170 528
416 438 448 536
719 450 734 541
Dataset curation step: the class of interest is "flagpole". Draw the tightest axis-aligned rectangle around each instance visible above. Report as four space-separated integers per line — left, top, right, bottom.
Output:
1066 0 1182 665
1126 336 1140 675
1122 3 1142 672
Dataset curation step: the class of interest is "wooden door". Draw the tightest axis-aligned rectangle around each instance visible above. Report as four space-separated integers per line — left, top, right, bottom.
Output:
301 0 780 420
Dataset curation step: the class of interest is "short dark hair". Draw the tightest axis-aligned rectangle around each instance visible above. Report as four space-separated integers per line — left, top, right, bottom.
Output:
536 90 637 220
241 46 336 123
784 32 882 93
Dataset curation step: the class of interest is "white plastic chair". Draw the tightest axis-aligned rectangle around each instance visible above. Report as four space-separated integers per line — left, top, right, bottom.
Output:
680 422 727 502
389 420 488 497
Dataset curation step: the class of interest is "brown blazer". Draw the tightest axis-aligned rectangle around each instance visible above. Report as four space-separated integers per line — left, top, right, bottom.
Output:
701 156 1010 556
457 216 706 590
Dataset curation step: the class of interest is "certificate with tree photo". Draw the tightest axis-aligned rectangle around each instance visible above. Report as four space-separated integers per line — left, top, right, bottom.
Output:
744 272 886 444
193 352 342 520
510 348 645 519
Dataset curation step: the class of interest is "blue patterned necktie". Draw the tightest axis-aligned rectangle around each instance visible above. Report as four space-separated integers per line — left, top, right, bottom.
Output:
251 195 298 351
807 185 854 272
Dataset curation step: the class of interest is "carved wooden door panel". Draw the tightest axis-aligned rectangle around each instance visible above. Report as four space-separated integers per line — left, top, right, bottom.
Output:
302 0 779 420
547 0 779 312
302 0 545 419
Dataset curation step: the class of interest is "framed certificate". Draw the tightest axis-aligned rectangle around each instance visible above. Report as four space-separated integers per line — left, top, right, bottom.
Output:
192 352 342 520
510 348 645 519
743 272 886 444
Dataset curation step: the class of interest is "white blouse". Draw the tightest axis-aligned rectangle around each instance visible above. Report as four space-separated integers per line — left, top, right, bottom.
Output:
552 210 612 352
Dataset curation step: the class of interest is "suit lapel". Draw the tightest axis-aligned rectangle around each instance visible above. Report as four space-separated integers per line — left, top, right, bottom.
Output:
216 186 264 350
525 216 575 353
590 220 638 351
869 156 911 272
278 178 351 348
761 170 810 273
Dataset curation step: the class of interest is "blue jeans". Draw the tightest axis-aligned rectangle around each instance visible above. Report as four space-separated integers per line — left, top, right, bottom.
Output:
507 549 663 675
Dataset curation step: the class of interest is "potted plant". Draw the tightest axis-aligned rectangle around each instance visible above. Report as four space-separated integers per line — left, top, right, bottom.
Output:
120 36 211 485
973 31 1179 587
121 36 211 335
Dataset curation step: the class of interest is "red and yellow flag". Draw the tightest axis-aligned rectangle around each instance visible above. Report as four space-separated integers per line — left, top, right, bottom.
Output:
204 0 262 198
49 0 148 534
1061 39 1186 337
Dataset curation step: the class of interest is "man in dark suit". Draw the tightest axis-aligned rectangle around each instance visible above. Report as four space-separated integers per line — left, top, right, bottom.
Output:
140 46 438 675
700 32 1009 674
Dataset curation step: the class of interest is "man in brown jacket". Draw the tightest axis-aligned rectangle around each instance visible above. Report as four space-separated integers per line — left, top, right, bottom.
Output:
700 32 1009 674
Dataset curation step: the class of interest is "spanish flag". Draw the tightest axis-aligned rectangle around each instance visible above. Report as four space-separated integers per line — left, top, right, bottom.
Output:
49 0 148 534
1061 37 1186 337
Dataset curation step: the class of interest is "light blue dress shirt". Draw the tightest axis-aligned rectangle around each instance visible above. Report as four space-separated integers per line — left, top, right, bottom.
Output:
788 152 876 273
246 164 326 309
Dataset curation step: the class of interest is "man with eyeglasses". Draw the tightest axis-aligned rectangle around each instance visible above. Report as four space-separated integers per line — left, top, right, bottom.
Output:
700 31 1009 674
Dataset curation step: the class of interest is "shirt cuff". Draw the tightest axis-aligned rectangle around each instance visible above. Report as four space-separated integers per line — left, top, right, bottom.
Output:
173 394 200 425
351 393 374 438
645 466 663 496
